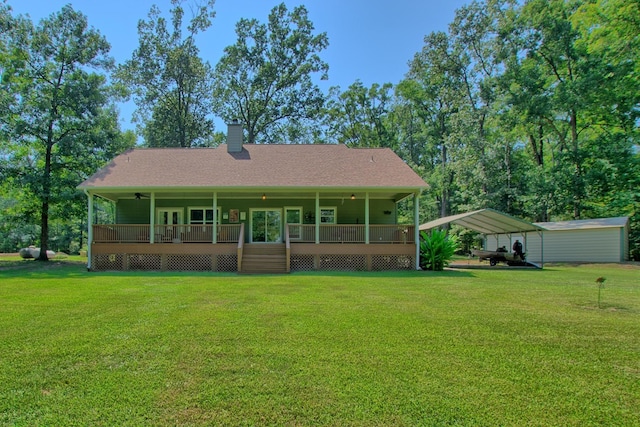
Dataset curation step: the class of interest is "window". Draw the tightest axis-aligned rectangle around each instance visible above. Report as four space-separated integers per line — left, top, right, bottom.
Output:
188 207 221 225
285 207 303 240
320 207 337 224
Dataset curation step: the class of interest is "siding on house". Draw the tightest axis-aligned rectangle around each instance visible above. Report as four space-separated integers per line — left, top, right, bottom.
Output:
485 217 629 263
116 198 398 225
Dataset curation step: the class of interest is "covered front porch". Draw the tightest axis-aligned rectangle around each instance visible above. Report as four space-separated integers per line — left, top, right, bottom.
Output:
86 189 421 272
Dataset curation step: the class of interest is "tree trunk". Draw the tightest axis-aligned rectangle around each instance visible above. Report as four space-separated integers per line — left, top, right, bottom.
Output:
37 142 53 262
440 140 448 218
570 109 582 219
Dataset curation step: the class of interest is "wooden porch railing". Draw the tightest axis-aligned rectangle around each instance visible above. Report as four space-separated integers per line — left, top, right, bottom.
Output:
93 224 151 243
92 224 414 244
288 224 414 244
92 224 242 243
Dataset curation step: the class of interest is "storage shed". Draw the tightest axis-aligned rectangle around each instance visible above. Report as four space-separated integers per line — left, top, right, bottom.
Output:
487 217 629 263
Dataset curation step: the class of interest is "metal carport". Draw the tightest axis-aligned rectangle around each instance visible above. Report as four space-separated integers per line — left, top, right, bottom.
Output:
419 208 546 267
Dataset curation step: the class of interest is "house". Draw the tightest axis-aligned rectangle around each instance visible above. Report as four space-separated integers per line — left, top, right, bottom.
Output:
78 122 428 273
484 217 629 263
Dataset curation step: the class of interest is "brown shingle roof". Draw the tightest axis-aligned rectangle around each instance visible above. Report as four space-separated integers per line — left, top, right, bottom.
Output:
79 144 427 190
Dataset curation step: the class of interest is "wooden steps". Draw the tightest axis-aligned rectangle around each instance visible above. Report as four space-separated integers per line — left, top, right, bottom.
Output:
240 244 288 274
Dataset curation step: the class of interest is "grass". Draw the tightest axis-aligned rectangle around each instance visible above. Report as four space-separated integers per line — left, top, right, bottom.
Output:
1 256 639 426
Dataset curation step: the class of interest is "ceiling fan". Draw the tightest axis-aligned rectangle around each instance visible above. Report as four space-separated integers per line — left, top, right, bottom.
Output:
134 192 150 199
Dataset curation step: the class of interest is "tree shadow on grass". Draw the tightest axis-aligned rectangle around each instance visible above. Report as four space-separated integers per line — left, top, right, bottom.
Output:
575 301 636 313
291 269 476 278
1 257 476 279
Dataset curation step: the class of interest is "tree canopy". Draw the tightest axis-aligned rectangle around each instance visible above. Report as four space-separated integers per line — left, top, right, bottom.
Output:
0 4 132 259
212 3 329 144
115 0 216 147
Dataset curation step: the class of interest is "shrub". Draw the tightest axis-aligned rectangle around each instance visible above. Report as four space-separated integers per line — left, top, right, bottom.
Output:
420 229 459 271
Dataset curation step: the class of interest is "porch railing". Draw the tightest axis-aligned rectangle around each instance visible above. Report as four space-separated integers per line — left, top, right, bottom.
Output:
92 224 414 244
288 224 414 244
92 224 242 243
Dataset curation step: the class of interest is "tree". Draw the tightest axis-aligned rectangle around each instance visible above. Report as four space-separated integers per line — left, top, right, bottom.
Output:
324 81 395 147
116 0 216 147
1 5 126 260
212 3 329 144
398 31 466 219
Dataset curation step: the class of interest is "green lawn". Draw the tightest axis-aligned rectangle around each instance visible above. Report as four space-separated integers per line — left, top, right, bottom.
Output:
1 257 639 426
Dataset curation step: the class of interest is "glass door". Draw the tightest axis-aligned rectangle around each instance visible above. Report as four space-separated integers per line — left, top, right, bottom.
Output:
250 209 282 243
157 208 183 241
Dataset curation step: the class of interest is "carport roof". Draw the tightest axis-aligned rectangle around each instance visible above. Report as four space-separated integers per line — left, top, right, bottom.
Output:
419 209 545 235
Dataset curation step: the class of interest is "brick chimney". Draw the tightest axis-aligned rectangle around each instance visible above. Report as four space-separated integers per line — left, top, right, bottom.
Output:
227 119 243 153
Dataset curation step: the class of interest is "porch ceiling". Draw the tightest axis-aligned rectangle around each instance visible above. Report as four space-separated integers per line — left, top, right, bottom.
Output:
90 188 417 203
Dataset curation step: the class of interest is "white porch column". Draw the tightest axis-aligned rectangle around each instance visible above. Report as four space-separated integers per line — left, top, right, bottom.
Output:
365 192 370 244
414 191 421 270
87 192 93 270
315 192 320 244
213 192 218 244
150 192 156 243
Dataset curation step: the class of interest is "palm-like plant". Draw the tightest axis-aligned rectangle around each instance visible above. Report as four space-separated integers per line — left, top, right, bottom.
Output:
420 229 459 271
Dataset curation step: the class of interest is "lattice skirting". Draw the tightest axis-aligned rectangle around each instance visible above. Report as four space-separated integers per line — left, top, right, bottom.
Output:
290 255 315 271
371 255 414 271
91 252 413 272
92 253 126 271
91 252 237 271
216 254 238 272
290 254 415 272
128 254 162 270
167 254 212 271
320 254 367 271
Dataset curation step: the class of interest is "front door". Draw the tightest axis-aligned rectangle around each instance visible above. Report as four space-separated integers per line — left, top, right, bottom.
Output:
250 209 282 243
158 208 183 226
157 208 183 241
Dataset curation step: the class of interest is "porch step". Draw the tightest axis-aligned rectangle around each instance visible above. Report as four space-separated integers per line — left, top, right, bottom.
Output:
241 244 288 274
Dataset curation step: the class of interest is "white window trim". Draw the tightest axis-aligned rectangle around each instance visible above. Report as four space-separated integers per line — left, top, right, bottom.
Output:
187 206 221 225
285 206 303 240
156 208 184 225
249 208 283 243
284 206 303 223
320 206 337 224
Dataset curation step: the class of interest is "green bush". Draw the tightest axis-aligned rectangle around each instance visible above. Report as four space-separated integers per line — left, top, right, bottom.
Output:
420 229 459 271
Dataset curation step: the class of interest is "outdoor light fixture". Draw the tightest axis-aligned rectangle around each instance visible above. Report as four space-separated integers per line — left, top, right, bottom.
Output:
262 193 266 200
351 194 356 200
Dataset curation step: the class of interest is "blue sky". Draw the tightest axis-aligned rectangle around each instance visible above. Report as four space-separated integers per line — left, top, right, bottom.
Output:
10 0 470 131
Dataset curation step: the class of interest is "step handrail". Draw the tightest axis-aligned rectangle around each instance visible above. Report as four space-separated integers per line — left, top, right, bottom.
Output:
237 223 245 272
285 224 291 273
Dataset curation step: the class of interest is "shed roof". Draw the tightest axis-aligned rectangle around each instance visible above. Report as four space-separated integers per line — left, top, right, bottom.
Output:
79 144 427 193
535 217 629 231
419 209 545 235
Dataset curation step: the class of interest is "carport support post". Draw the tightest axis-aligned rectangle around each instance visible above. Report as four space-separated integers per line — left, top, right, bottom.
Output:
539 230 544 268
414 191 420 270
